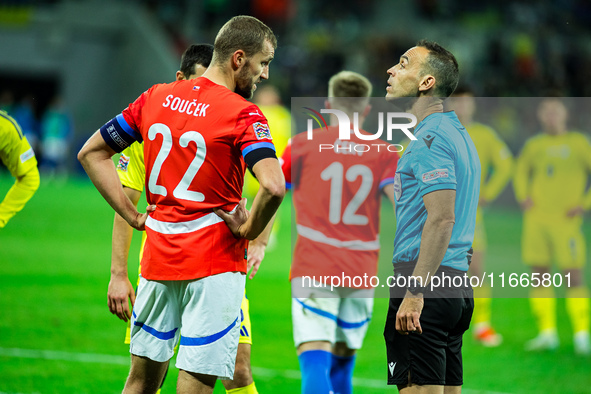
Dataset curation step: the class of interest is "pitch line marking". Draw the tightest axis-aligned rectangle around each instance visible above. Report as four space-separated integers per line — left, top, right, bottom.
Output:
0 347 512 393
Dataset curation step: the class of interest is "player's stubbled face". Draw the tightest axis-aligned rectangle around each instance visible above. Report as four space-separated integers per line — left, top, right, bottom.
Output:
386 46 429 99
235 40 274 99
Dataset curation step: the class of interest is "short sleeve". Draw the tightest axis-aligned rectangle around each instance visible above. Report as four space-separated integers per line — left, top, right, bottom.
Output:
99 90 148 153
117 142 145 192
280 139 292 188
411 135 456 196
235 105 277 168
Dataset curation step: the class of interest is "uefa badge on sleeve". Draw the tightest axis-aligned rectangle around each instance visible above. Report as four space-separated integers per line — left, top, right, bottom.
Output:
253 122 272 140
117 154 130 172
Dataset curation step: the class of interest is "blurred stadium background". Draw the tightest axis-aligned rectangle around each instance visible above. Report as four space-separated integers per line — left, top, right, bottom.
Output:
1 0 591 393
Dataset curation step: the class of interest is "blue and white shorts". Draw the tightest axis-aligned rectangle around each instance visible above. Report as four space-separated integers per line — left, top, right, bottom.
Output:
291 277 374 350
130 272 245 379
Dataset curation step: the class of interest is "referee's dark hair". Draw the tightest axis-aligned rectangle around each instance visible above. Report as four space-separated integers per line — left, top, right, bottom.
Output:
180 44 214 77
417 39 459 98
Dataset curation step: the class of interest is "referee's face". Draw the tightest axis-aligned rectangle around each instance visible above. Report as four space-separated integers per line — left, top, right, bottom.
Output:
386 46 430 99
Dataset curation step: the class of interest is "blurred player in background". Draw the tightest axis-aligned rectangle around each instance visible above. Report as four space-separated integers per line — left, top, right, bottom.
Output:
282 71 399 394
0 110 40 228
243 85 291 248
447 87 513 347
514 97 590 355
109 44 263 394
79 15 284 394
245 84 290 199
384 40 479 392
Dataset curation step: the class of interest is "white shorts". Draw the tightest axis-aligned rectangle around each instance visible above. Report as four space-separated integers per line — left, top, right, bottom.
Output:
291 277 374 350
130 272 245 379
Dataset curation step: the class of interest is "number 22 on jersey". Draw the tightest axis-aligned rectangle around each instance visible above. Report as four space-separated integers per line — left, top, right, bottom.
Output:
147 123 206 202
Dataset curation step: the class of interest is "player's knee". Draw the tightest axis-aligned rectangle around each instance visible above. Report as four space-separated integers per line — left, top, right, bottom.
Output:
124 373 160 394
332 341 356 357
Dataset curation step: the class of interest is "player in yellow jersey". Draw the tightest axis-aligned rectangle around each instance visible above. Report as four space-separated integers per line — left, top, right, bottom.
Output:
108 44 261 393
447 88 513 347
0 110 40 228
242 85 290 248
515 97 591 355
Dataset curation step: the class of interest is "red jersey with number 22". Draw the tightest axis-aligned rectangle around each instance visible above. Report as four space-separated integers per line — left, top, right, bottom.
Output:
119 77 275 280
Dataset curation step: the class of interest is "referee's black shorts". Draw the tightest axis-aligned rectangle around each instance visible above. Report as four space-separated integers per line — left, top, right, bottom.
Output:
384 263 474 386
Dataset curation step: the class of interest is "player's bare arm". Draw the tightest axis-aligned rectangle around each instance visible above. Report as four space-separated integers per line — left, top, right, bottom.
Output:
108 186 141 322
246 213 277 279
382 183 396 206
396 189 456 335
216 157 285 240
78 131 155 231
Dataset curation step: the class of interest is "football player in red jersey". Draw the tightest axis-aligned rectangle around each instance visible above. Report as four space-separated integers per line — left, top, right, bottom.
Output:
109 44 265 394
282 71 399 394
78 15 284 394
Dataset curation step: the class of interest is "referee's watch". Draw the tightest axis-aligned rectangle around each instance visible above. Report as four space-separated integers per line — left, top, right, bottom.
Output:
407 283 427 295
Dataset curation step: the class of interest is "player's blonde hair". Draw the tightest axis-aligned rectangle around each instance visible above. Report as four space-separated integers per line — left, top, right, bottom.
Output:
328 71 372 115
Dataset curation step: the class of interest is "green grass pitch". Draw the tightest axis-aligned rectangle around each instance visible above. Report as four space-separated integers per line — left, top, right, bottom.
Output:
0 174 590 393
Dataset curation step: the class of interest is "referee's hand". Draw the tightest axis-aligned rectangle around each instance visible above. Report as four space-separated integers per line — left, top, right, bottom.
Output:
395 294 424 335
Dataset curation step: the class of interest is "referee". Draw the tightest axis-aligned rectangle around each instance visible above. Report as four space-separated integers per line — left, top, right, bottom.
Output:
383 40 480 393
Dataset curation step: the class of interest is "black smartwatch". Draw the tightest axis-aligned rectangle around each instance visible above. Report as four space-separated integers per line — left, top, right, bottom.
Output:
407 283 427 295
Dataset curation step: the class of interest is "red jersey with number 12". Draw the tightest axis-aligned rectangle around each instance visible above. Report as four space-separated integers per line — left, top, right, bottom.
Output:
282 127 399 284
118 77 275 280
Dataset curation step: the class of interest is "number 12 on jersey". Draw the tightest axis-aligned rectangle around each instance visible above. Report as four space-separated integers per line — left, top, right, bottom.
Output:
320 162 373 226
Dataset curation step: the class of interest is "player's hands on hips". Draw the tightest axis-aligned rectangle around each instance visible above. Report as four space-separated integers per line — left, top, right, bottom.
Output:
246 240 266 279
214 198 250 238
107 274 136 322
396 293 424 335
129 204 156 231
566 205 585 218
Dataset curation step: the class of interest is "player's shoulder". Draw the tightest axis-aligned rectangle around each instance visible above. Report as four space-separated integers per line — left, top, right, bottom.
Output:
193 77 257 111
567 131 590 143
140 81 172 98
0 110 23 141
419 112 461 138
415 119 455 152
0 110 19 130
524 133 546 147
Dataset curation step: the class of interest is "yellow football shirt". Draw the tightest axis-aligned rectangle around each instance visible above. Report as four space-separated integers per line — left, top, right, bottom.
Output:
116 142 147 262
243 104 290 197
514 132 591 218
0 110 39 228
467 122 513 202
